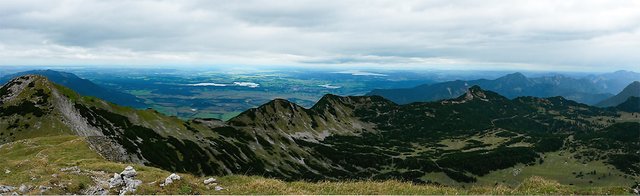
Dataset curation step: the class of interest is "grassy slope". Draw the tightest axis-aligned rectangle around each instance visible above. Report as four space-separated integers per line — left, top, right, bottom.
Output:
0 136 631 195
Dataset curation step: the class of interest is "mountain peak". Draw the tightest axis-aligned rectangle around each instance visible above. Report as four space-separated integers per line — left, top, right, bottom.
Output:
617 81 639 94
613 70 635 74
5 74 49 85
313 94 345 108
446 85 507 103
500 72 527 80
0 75 53 105
266 98 298 108
1 70 147 108
468 85 483 91
464 85 488 100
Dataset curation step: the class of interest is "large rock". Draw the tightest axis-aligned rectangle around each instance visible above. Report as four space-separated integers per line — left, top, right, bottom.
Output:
120 166 137 178
108 173 124 188
160 173 181 187
38 185 51 194
203 178 217 185
18 184 30 194
107 166 142 195
60 166 81 174
0 185 16 193
120 178 142 195
83 185 108 195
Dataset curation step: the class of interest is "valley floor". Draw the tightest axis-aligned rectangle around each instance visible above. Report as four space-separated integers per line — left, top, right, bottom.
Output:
0 136 633 195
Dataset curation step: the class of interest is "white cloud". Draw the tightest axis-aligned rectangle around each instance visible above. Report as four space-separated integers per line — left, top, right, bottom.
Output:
333 70 388 76
233 82 260 88
0 0 639 71
319 84 341 89
187 83 228 87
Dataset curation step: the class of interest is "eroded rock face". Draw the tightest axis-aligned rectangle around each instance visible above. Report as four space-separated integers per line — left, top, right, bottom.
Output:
86 136 145 164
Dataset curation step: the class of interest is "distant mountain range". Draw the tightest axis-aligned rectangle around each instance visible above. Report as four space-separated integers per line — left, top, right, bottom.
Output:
585 70 640 94
0 70 147 108
596 81 640 107
367 71 640 105
1 74 638 187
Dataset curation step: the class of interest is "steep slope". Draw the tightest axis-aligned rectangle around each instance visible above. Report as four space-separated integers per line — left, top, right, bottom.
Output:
0 75 358 181
367 72 613 105
0 70 147 108
597 81 640 107
0 75 75 143
0 75 141 162
0 75 270 176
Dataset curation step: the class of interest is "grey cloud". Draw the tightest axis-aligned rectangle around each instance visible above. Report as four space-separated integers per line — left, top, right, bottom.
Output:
0 0 639 71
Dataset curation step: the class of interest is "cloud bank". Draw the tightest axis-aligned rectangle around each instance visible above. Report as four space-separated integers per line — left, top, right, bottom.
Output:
0 0 639 71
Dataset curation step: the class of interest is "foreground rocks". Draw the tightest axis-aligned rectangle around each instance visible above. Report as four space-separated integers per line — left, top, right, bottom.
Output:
203 178 217 185
1 165 229 195
108 166 142 195
18 184 30 194
0 185 16 194
160 173 181 187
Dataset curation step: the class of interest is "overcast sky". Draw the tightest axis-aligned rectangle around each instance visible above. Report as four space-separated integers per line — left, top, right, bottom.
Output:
0 0 639 71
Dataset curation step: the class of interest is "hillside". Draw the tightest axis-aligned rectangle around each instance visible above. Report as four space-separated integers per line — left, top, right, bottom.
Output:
2 136 631 195
615 97 640 113
367 72 613 105
0 70 147 108
1 75 639 194
597 81 640 107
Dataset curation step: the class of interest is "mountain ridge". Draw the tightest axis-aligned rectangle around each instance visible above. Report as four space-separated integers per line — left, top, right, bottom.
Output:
366 72 617 105
1 74 639 188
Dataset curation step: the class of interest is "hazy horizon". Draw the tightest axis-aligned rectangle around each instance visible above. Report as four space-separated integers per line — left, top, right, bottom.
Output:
1 64 638 75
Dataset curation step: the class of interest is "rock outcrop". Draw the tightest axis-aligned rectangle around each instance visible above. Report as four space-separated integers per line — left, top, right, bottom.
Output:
160 173 181 187
203 178 217 185
108 166 142 195
0 185 16 193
